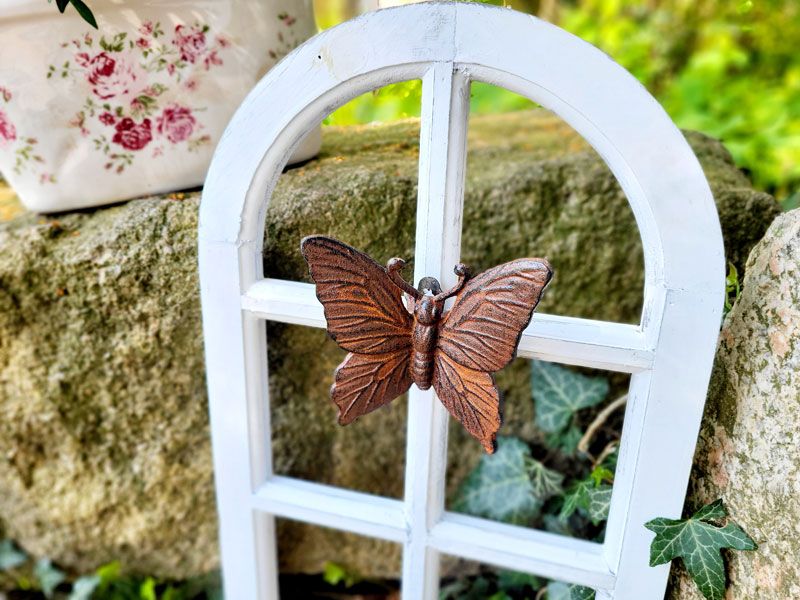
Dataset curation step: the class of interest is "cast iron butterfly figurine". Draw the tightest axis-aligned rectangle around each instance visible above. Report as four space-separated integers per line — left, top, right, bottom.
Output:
301 235 553 453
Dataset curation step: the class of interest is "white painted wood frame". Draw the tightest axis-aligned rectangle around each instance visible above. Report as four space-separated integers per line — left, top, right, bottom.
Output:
199 3 724 599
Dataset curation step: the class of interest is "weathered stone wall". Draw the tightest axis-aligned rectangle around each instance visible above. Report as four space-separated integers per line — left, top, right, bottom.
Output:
0 111 780 579
668 208 800 599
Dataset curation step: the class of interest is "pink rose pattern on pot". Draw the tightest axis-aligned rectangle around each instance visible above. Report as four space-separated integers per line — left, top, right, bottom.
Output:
0 88 15 148
0 89 52 183
48 23 231 171
157 104 196 143
79 51 143 101
113 117 153 151
42 16 294 173
3 13 300 177
0 109 16 147
173 24 206 64
99 112 116 126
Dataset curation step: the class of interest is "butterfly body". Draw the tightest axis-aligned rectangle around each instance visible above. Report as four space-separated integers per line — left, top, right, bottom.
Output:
410 292 445 390
300 235 552 453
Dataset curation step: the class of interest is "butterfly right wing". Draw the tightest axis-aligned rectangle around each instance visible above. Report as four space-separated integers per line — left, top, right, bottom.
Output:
332 350 413 424
432 351 502 454
432 258 551 453
301 235 413 354
437 258 552 372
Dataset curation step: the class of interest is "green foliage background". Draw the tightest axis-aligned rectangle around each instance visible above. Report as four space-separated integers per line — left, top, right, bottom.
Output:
315 0 800 209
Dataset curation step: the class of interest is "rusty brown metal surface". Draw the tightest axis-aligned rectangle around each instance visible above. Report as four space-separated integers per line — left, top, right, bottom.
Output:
300 235 553 453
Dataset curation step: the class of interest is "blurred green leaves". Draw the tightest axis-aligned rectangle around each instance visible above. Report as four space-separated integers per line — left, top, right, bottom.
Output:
322 561 361 588
323 80 535 127
35 559 66 597
547 581 596 600
0 540 27 571
0 543 222 599
561 0 800 206
320 0 799 207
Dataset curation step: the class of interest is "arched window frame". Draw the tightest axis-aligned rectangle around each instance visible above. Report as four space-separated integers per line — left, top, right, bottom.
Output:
199 4 725 598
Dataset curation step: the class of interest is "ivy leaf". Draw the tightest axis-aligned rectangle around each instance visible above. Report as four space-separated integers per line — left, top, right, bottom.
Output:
139 577 158 600
545 424 583 454
590 466 614 487
645 499 757 600
34 559 66 598
586 486 612 523
542 513 573 537
531 360 609 433
69 576 101 600
50 0 97 28
497 569 542 593
95 560 122 584
453 437 540 524
547 581 595 599
570 585 596 600
559 480 589 521
69 0 98 30
527 457 564 500
440 576 492 600
560 480 612 525
0 539 27 570
323 561 360 588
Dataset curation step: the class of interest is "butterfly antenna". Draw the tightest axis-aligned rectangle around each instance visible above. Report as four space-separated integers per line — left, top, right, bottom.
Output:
387 257 420 298
435 263 471 301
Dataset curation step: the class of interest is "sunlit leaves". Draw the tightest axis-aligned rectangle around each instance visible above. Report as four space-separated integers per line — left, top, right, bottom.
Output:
323 561 361 588
646 500 756 600
562 0 800 201
0 551 222 599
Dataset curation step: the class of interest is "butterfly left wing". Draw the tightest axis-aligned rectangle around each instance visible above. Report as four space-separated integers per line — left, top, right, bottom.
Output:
432 351 502 453
437 258 552 373
332 349 413 425
301 235 413 354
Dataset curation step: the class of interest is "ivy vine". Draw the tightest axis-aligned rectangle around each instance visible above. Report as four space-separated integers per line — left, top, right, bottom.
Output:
449 360 756 599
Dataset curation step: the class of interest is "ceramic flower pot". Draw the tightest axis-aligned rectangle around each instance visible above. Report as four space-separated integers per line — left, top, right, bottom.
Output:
0 0 320 212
